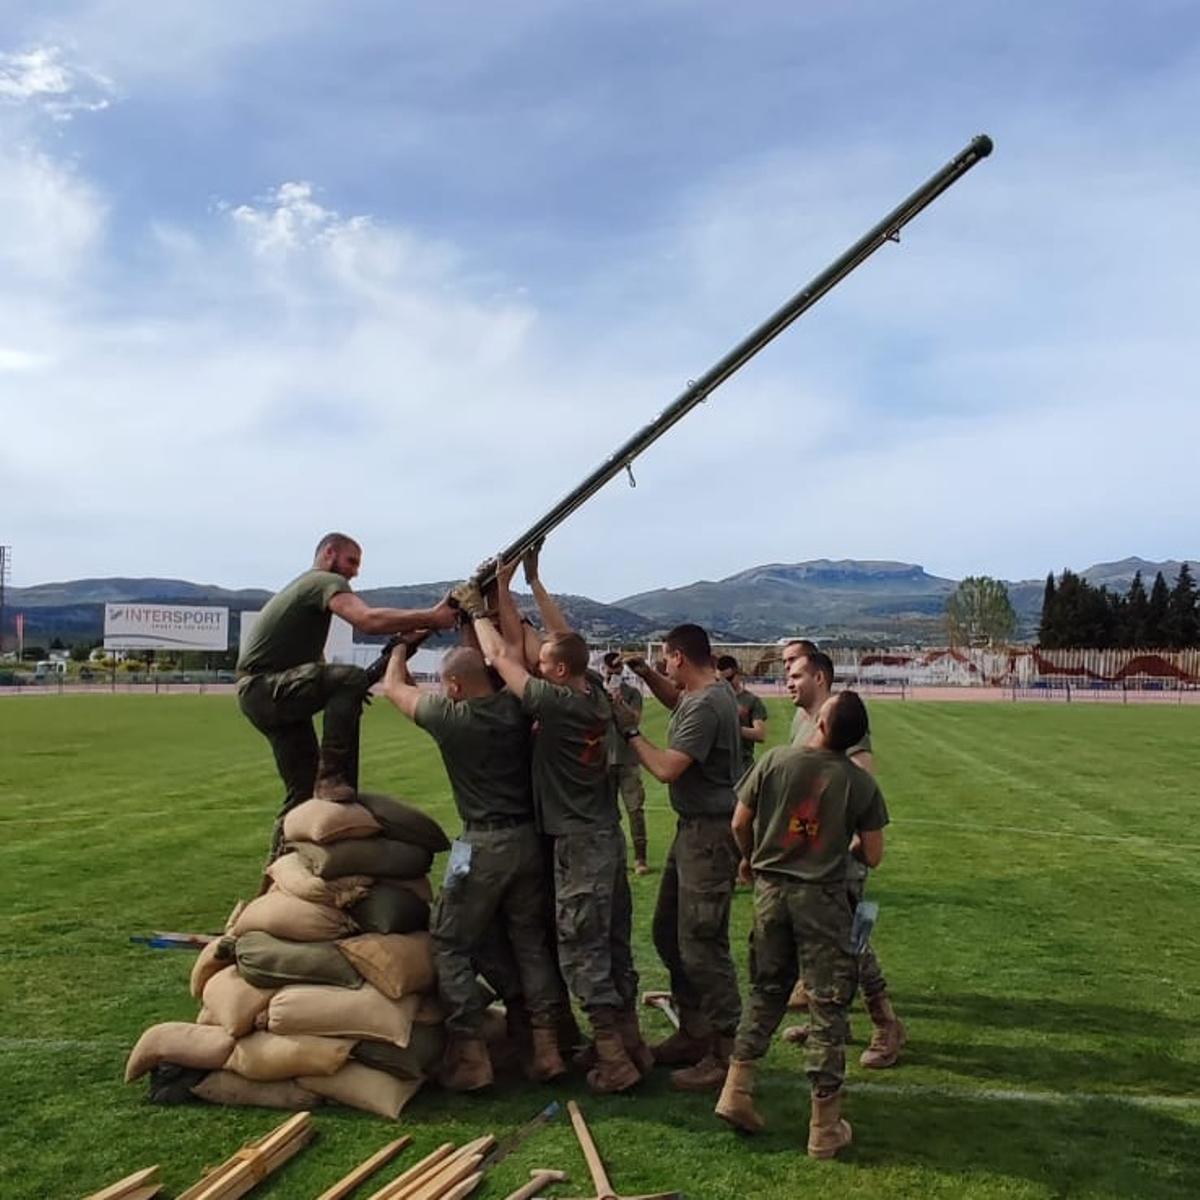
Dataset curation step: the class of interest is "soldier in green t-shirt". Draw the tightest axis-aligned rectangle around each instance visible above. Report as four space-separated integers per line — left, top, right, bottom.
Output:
716 689 888 1159
782 648 906 1069
455 555 649 1095
602 651 650 873
235 532 457 862
716 655 769 777
617 624 743 1094
381 643 566 1091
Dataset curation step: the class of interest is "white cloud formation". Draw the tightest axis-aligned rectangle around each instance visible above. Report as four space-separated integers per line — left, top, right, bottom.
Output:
0 45 113 119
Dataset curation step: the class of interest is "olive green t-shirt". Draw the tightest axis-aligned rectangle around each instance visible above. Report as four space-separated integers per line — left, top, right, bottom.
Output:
737 746 889 883
414 690 533 825
606 680 643 767
666 680 742 818
522 671 618 835
237 569 351 675
733 685 769 774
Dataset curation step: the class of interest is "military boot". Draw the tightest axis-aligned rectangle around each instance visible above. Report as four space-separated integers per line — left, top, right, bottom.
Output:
715 1059 765 1133
651 1008 710 1067
671 1034 734 1093
808 1089 853 1159
312 752 355 803
617 1008 655 1077
630 813 650 874
787 978 810 1010
438 1033 494 1092
527 1025 567 1083
859 992 906 1069
586 1009 642 1094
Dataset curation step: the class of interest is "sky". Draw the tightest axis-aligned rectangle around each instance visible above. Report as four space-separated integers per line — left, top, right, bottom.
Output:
2 1 1198 599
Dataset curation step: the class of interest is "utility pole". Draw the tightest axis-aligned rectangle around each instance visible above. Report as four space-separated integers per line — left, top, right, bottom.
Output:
0 545 9 657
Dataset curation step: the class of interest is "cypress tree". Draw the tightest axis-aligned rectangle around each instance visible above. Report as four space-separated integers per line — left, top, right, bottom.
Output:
1148 572 1171 647
1167 563 1198 648
1039 573 1058 647
1125 571 1150 648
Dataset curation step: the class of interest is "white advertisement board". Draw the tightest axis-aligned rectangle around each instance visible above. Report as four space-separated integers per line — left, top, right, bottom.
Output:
104 603 229 651
239 611 355 664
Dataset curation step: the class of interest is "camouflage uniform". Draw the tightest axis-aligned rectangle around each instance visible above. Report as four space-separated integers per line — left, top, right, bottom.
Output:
733 745 889 1091
608 680 648 862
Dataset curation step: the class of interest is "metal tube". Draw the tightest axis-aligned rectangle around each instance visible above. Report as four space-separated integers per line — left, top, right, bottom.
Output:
486 134 993 579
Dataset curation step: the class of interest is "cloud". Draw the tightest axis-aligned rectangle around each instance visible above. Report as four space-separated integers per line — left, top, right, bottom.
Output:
0 45 113 119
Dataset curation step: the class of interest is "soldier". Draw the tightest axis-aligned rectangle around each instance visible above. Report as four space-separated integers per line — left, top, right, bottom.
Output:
457 557 649 1094
716 654 769 779
602 650 650 874
618 625 743 1092
784 648 905 1069
380 640 566 1091
235 532 457 860
716 689 888 1158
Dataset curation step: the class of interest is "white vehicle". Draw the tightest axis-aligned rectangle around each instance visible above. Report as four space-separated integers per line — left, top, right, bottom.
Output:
34 660 67 678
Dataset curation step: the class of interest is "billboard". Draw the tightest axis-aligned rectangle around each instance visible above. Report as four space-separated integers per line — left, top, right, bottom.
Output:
104 604 229 652
239 611 355 664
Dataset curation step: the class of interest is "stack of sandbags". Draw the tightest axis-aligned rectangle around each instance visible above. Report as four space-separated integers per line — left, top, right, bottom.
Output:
125 793 451 1119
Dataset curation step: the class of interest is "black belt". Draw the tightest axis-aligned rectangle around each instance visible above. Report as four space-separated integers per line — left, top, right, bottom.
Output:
463 815 535 832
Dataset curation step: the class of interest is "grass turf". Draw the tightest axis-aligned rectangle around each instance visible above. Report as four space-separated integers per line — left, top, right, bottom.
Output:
1 694 1198 1198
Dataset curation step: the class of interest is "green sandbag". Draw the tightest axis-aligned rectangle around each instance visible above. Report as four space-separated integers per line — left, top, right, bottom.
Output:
291 837 433 881
351 1023 444 1080
357 793 450 852
236 930 363 990
349 882 430 935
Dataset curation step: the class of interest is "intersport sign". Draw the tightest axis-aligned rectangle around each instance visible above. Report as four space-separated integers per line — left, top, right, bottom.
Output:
103 604 229 651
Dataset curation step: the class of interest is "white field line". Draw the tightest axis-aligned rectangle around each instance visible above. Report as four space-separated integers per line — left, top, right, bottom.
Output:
850 1079 1200 1111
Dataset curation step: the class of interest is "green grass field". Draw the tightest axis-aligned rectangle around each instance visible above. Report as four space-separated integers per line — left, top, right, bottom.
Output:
2 694 1198 1199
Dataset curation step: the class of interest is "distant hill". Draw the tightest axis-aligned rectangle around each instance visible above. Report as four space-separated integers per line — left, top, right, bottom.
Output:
7 556 1195 647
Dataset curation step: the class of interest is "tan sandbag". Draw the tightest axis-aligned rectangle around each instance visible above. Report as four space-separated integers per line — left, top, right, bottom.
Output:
413 993 447 1026
282 798 382 844
267 852 372 908
268 984 420 1047
199 967 276 1038
224 899 247 933
298 1062 422 1118
189 936 236 999
124 1022 234 1083
192 1069 323 1110
336 933 435 1000
224 1031 354 1080
229 891 355 942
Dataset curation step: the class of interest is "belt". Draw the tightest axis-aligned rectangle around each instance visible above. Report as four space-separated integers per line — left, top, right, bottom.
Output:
463 815 535 832
676 812 734 825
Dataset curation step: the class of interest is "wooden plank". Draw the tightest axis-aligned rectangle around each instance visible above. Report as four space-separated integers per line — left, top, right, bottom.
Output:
314 1136 411 1200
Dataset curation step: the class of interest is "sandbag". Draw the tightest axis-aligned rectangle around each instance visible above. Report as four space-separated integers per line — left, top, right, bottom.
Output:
229 891 355 942
356 792 450 852
351 1024 445 1080
268 984 420 1047
336 933 434 1000
236 931 363 990
395 875 433 903
224 1031 353 1080
125 1022 234 1083
267 852 372 908
189 936 236 999
298 1062 422 1119
199 967 276 1037
415 993 448 1026
282 798 382 844
192 1070 322 1111
292 838 433 881
349 883 430 936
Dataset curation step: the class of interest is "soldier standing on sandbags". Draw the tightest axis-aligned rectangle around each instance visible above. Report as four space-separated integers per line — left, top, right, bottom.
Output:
457 557 651 1095
236 532 458 860
716 689 888 1158
380 638 568 1091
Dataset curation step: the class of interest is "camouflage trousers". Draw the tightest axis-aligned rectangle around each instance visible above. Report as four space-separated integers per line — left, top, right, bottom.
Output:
552 824 638 1016
735 874 859 1094
236 662 370 860
652 816 742 1037
614 763 648 861
847 875 888 1002
431 823 564 1036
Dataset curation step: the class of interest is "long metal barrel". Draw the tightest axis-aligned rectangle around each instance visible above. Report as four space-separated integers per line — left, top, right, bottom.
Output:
485 133 993 579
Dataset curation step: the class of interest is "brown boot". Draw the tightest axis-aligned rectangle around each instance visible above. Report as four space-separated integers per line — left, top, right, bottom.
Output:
807 1089 853 1159
715 1059 765 1133
671 1035 733 1093
527 1025 567 1082
781 1024 809 1045
617 1008 655 1077
859 992 906 1069
312 762 355 803
438 1033 494 1092
651 1010 710 1067
787 978 810 1010
586 1011 642 1094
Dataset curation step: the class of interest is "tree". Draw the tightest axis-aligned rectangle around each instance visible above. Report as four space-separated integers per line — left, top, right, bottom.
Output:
1166 563 1198 648
1124 571 1149 648
1038 573 1058 647
946 576 1017 647
1147 572 1171 646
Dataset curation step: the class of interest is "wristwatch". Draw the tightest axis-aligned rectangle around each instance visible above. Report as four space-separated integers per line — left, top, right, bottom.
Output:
622 727 641 741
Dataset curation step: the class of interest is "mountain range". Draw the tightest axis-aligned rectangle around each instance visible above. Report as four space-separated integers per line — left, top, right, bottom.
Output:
3 557 1191 648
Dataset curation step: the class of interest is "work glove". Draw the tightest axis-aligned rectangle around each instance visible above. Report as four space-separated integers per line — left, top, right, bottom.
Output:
610 695 640 736
449 580 488 620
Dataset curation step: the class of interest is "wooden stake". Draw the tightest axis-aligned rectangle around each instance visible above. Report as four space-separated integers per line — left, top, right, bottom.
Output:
177 1112 314 1200
363 1144 454 1200
314 1136 412 1200
83 1166 161 1200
